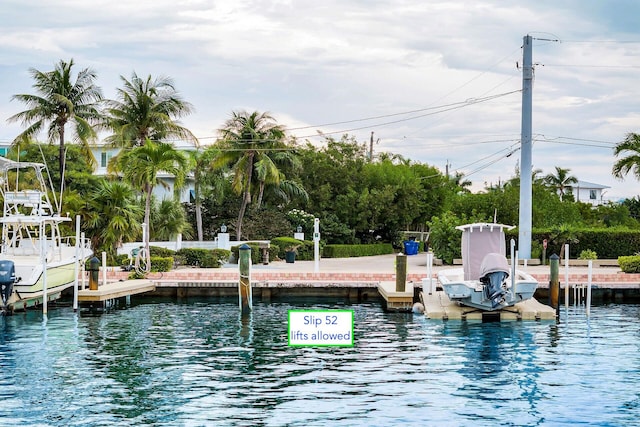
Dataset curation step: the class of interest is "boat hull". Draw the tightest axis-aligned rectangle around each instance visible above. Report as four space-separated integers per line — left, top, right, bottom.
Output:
438 267 538 311
3 261 78 313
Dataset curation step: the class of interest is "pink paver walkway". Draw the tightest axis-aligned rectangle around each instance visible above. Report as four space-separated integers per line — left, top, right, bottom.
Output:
103 254 640 287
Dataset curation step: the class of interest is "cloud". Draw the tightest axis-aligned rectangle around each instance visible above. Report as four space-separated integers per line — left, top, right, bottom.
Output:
1 0 639 201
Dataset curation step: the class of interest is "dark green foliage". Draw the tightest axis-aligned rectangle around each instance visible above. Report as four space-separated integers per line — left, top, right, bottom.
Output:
270 237 303 260
149 246 176 257
230 243 269 265
242 208 295 240
295 240 317 261
323 243 394 258
506 228 640 259
291 136 450 245
176 248 229 268
150 257 173 272
427 211 491 264
115 254 130 267
623 196 640 219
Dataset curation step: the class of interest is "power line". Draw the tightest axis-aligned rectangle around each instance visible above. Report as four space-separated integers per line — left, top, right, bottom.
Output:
544 64 640 69
294 90 522 139
535 134 618 149
560 39 640 44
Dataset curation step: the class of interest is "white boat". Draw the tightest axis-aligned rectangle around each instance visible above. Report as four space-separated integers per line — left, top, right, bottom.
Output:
0 158 92 314
437 223 538 311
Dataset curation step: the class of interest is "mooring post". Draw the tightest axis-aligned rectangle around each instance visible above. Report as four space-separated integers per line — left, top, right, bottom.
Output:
549 254 560 314
396 252 407 292
238 244 252 313
89 256 100 291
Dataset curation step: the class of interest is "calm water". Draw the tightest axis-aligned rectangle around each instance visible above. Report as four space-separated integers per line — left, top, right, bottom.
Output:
1 299 639 427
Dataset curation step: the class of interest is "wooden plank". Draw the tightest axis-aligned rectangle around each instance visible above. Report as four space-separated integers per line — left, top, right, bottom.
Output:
78 279 155 302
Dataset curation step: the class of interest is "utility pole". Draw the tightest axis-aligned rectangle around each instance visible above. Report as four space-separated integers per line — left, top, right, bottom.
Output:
518 35 533 259
369 132 374 161
369 131 379 161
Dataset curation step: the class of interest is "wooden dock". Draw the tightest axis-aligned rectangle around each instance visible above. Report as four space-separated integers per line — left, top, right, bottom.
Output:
420 290 557 321
78 279 155 304
377 281 415 312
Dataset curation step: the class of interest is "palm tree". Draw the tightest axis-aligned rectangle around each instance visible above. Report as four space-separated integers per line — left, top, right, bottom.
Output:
544 166 578 201
103 72 198 147
451 172 472 193
81 179 143 256
213 111 286 240
187 147 227 241
613 133 640 182
109 140 188 269
253 144 306 209
151 198 194 241
8 59 103 190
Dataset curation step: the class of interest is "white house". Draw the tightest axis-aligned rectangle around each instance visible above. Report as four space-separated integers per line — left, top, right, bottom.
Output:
91 145 196 203
0 141 196 203
567 180 610 205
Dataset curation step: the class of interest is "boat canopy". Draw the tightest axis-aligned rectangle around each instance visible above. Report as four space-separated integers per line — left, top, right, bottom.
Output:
458 223 514 281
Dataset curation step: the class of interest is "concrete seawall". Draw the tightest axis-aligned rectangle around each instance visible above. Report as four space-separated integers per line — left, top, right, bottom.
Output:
97 254 640 304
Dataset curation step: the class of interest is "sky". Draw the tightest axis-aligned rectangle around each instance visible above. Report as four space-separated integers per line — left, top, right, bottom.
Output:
1 0 639 201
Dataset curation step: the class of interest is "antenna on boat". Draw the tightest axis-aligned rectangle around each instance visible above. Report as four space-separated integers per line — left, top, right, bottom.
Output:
38 144 63 215
493 209 497 223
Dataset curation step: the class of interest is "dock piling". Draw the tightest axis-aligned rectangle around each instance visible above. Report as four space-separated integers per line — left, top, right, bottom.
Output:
238 244 252 313
549 254 560 314
89 256 100 291
396 253 407 292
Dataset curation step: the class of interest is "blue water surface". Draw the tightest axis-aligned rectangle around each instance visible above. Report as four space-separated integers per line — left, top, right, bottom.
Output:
1 300 639 426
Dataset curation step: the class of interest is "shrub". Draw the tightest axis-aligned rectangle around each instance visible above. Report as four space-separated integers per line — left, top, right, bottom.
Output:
149 246 176 257
323 243 394 258
230 243 269 265
150 256 173 272
271 237 303 258
176 248 228 268
618 256 640 273
578 249 598 260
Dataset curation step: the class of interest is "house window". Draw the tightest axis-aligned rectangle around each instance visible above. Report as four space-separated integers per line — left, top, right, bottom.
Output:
100 151 113 168
589 189 597 200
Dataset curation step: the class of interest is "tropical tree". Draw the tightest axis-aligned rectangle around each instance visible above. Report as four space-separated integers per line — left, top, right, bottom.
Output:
544 166 578 201
81 179 143 256
612 132 640 183
8 59 103 190
451 171 472 193
186 147 224 241
108 139 188 269
103 72 198 148
151 198 193 241
213 110 287 240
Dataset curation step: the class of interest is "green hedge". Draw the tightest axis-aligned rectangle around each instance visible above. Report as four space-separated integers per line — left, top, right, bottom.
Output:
150 256 173 272
618 256 640 273
269 237 321 261
176 248 229 268
231 243 270 264
506 228 640 259
322 243 395 258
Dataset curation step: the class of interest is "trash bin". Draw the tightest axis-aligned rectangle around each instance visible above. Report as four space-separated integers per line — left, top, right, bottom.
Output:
285 251 296 263
403 240 419 256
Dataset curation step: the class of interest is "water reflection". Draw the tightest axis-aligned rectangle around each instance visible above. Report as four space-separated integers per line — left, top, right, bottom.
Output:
1 303 640 426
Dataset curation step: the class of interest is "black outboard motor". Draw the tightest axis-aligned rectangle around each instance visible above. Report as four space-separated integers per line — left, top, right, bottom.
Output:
479 253 510 310
0 260 16 313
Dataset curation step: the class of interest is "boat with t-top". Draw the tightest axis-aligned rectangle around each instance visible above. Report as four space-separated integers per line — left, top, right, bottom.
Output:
0 157 92 314
437 222 538 311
